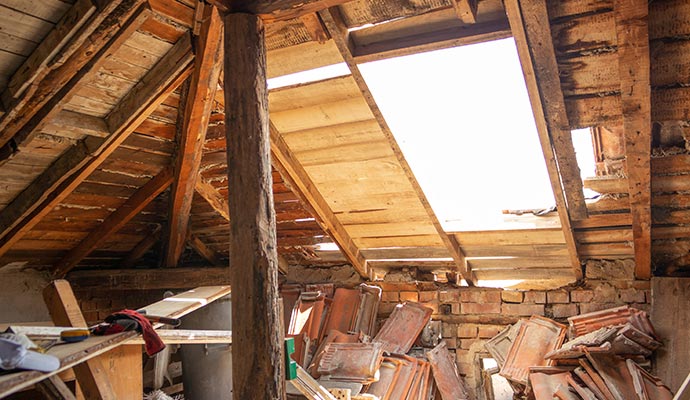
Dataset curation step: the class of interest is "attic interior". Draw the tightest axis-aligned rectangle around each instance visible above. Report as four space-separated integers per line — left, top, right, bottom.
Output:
0 0 689 399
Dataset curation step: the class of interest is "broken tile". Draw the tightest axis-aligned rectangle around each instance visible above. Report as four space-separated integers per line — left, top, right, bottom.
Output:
568 305 635 337
545 326 618 360
574 364 614 400
566 373 599 400
585 350 638 400
323 288 361 336
500 316 567 385
529 372 570 400
353 284 381 337
427 341 470 400
626 359 673 400
484 320 523 368
373 302 432 354
316 342 384 384
363 358 401 399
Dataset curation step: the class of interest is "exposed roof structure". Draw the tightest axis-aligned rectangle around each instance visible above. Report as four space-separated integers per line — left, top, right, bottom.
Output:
0 0 688 289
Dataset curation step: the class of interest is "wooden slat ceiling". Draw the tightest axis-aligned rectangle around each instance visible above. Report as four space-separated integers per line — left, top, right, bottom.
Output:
0 0 688 285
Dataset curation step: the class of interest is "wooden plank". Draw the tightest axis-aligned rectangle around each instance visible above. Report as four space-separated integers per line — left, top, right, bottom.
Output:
142 285 231 323
615 0 651 279
35 374 77 400
210 0 353 22
223 12 284 399
0 33 193 261
42 280 116 400
5 0 97 100
165 4 223 267
454 229 566 246
0 0 146 150
652 278 690 393
319 7 474 285
52 167 173 278
67 267 230 290
453 0 478 23
505 0 583 280
299 13 329 43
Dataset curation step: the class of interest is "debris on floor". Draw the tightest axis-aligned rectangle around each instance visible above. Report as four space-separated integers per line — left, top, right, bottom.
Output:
283 283 468 400
485 305 672 399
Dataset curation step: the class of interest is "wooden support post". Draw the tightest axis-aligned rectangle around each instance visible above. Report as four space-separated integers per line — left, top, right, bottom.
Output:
223 11 285 399
615 0 652 279
505 0 584 281
42 280 116 400
165 4 223 267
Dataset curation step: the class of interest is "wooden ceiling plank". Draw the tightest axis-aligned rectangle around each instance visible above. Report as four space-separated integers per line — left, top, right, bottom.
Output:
165 5 223 268
615 0 651 279
453 0 478 24
299 13 329 43
318 7 475 285
0 34 194 261
0 0 148 151
270 123 369 278
505 0 583 281
208 0 354 22
53 166 173 278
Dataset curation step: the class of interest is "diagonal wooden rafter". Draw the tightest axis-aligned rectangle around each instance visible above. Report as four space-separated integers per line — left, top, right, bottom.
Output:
504 0 583 281
0 33 195 261
270 123 369 278
0 0 146 153
318 7 476 285
121 225 163 268
164 4 224 268
615 0 651 279
52 166 174 278
188 233 223 266
452 0 478 24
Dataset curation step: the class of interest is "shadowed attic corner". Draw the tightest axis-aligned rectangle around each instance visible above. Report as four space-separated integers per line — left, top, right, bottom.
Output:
0 0 689 399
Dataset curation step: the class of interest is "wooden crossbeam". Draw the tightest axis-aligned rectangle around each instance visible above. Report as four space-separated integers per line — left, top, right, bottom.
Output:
188 233 223 266
223 12 285 399
68 267 231 290
53 167 174 278
195 177 230 221
615 0 651 279
270 123 369 278
0 34 194 260
453 0 478 24
208 0 353 22
43 280 117 400
319 7 475 285
505 0 583 281
165 5 223 267
0 0 146 151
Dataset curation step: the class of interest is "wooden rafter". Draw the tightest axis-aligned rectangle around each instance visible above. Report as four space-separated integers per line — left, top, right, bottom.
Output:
270 123 369 278
53 166 174 278
188 233 223 266
452 0 478 24
318 7 475 284
615 0 651 279
299 13 330 43
0 34 194 260
165 4 223 268
0 0 146 151
506 0 588 221
505 0 583 281
195 177 230 221
121 225 162 268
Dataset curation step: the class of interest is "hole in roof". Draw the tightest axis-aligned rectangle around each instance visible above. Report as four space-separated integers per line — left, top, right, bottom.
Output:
572 127 600 199
359 37 568 231
268 63 350 89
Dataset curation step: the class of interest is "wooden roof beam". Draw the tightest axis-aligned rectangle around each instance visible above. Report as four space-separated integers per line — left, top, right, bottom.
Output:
195 177 231 221
270 123 369 278
188 233 224 266
121 225 162 268
0 0 147 151
505 0 584 281
0 34 194 261
53 167 174 278
453 0 478 24
164 4 223 268
208 0 353 22
615 0 651 279
319 7 475 285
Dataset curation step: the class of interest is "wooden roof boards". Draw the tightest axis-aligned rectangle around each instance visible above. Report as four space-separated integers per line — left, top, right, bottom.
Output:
0 0 688 284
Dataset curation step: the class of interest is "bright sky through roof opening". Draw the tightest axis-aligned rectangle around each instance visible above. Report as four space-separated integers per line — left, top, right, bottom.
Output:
359 38 556 231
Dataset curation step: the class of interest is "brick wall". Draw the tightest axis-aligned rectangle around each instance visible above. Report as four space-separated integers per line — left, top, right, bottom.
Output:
375 279 651 398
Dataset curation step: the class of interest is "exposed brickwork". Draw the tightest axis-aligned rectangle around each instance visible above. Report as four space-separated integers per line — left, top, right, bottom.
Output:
547 290 569 304
501 290 523 303
75 290 165 325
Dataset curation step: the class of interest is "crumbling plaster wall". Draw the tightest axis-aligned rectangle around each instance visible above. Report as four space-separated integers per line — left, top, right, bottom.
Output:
0 268 51 323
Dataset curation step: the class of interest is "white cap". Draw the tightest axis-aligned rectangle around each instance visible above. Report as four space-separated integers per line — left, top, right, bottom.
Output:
0 336 60 372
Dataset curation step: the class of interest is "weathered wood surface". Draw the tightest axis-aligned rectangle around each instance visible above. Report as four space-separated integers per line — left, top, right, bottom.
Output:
165 4 223 267
68 267 231 290
652 278 690 393
223 12 284 399
505 0 582 280
615 0 651 279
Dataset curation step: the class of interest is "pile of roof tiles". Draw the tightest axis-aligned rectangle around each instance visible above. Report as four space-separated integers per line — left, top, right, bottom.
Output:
282 283 470 400
485 305 673 399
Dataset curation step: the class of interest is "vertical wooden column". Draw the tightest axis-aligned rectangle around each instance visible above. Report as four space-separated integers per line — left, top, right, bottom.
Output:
223 12 285 399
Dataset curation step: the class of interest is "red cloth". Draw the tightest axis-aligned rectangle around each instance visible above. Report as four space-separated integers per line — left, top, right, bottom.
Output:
105 309 165 356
